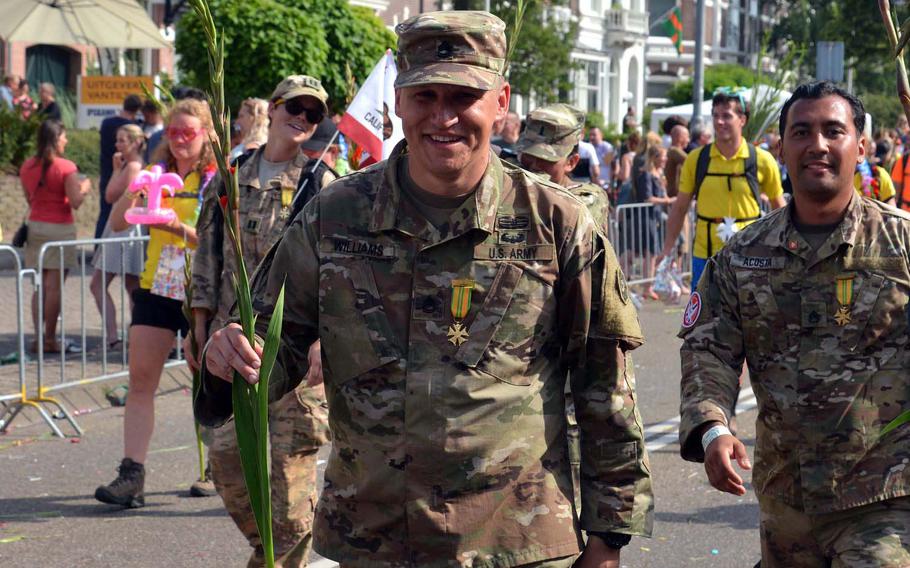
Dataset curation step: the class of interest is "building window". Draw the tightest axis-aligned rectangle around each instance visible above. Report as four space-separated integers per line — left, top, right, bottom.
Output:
579 60 601 112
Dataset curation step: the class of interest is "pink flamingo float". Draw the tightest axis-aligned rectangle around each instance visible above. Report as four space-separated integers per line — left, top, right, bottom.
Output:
124 165 184 225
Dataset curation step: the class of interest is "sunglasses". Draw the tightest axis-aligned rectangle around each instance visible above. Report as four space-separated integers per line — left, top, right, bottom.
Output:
713 86 748 114
165 126 203 142
274 97 324 124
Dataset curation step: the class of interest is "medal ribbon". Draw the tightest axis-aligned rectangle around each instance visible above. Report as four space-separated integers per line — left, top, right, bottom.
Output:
836 275 854 307
451 279 474 320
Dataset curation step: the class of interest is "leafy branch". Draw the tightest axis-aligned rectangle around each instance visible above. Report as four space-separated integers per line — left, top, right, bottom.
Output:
187 1 287 565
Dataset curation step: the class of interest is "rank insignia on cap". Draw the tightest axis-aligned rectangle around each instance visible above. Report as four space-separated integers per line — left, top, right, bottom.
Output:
437 40 454 60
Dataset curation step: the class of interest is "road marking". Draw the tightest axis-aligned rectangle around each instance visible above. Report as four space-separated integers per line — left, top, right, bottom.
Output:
644 387 757 453
309 558 339 568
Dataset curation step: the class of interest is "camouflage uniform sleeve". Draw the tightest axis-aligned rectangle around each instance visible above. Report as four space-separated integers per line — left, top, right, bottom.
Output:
677 251 745 462
190 172 223 313
194 197 321 428
566 221 654 537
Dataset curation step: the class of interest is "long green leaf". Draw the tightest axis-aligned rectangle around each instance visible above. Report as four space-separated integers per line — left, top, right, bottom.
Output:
254 283 285 568
882 409 910 437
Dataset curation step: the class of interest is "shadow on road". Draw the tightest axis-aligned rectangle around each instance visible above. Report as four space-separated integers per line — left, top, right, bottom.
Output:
655 501 759 530
0 491 227 522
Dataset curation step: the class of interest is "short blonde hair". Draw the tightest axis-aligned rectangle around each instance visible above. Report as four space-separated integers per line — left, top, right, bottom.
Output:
240 98 269 147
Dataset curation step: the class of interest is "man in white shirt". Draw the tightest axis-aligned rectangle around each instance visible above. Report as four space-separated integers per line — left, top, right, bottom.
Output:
576 135 601 183
589 127 614 188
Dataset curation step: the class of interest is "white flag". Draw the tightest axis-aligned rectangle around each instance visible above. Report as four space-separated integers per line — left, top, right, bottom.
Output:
338 49 404 164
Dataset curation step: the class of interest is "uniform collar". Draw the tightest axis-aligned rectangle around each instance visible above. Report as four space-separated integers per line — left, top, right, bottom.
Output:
369 140 503 241
709 138 750 161
772 192 862 264
236 145 307 190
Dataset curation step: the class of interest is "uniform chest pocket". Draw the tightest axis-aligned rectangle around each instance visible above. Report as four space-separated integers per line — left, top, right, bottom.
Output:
318 256 400 383
735 270 785 358
845 272 910 365
453 263 556 385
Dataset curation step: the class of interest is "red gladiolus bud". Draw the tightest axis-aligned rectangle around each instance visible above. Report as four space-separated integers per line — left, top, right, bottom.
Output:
219 195 228 210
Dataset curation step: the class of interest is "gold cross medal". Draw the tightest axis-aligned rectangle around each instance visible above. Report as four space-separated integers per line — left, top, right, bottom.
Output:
834 274 855 326
279 186 294 219
447 279 474 346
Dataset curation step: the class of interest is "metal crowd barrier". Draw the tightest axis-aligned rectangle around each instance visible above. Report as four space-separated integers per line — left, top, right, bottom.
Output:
0 234 186 437
610 203 693 287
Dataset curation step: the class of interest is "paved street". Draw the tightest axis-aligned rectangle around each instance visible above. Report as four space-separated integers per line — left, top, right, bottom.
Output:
0 300 760 568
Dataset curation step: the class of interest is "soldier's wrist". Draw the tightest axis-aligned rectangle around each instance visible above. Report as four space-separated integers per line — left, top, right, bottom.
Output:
701 424 733 451
587 531 632 550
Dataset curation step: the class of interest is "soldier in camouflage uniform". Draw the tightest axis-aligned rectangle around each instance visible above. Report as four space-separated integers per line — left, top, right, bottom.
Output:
679 81 910 567
187 75 332 567
198 11 653 567
515 103 613 512
516 103 610 234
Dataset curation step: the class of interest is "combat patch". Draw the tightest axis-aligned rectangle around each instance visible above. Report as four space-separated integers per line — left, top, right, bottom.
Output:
319 237 397 259
682 292 702 328
497 230 528 244
497 214 530 230
475 244 555 261
731 255 784 270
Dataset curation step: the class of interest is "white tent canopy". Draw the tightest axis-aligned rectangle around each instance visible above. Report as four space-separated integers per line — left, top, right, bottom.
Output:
649 85 793 133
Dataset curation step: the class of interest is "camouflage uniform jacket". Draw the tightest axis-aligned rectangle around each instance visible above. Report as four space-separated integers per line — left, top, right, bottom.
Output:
196 141 653 567
566 181 610 237
191 145 317 330
679 194 910 515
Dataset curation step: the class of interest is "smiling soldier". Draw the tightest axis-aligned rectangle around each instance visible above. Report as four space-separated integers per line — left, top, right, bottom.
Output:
679 82 910 566
196 11 652 567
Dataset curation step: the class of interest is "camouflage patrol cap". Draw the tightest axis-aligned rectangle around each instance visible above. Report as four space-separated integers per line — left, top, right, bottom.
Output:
517 103 585 162
270 75 329 115
395 11 507 91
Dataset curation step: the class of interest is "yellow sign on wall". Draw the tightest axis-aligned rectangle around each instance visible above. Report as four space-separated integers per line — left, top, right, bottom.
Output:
80 76 153 105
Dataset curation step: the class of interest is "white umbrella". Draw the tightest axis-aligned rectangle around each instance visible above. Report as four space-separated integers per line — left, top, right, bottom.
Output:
0 0 170 49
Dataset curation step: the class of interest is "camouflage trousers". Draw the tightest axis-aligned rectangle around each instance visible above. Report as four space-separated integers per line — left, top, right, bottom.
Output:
337 556 576 568
759 495 910 567
210 383 330 568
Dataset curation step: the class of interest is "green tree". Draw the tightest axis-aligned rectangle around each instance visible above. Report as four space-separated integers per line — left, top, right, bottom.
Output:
452 0 579 103
665 63 756 106
175 0 395 113
768 0 910 95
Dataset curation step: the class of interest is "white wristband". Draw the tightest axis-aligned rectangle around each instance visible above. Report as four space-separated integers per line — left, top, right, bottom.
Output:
701 424 733 451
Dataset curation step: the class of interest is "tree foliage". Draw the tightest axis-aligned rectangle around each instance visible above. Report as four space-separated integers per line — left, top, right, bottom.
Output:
452 0 579 102
665 64 756 106
175 0 394 113
768 0 910 95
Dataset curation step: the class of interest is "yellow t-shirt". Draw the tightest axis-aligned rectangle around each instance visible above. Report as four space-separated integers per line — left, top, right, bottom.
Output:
139 168 210 290
679 140 783 258
852 165 896 202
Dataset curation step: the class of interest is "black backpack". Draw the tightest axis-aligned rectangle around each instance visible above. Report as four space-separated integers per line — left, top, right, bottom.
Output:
693 142 761 208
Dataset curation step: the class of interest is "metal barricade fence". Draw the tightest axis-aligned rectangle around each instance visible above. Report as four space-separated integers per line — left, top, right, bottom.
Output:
610 203 695 287
0 234 187 437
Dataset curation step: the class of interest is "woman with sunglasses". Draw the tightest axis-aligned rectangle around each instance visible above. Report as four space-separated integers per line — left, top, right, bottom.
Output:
95 98 217 509
188 75 333 566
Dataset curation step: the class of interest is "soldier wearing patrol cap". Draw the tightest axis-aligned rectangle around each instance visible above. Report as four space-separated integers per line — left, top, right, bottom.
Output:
187 74 332 567
679 81 910 566
517 103 611 233
197 11 652 567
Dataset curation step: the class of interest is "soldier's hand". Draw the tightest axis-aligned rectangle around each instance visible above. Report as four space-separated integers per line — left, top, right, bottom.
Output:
184 321 208 373
304 339 323 387
204 323 263 384
573 534 620 568
704 434 752 496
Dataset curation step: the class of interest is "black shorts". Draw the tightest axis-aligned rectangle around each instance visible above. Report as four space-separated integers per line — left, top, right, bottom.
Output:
131 288 189 336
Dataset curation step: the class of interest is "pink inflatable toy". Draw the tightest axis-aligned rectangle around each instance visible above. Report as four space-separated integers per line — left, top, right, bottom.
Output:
124 165 184 225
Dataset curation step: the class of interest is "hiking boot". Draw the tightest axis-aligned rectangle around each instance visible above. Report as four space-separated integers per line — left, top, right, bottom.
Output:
189 466 216 497
95 458 145 508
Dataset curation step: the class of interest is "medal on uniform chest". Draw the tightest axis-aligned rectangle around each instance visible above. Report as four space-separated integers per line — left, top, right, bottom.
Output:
447 279 474 346
834 274 855 326
279 186 293 219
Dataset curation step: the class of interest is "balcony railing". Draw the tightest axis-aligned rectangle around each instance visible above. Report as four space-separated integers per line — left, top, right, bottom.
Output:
604 8 649 47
